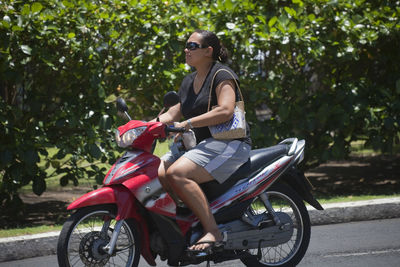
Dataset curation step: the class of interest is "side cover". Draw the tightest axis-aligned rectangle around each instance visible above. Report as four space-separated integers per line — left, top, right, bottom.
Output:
103 150 166 205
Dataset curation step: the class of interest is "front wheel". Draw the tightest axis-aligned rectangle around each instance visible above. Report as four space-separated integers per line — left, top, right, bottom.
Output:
241 183 311 267
57 204 141 267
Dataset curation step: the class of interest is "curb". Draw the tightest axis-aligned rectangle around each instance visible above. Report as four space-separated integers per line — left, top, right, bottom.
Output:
1 198 400 262
308 197 400 225
0 231 59 263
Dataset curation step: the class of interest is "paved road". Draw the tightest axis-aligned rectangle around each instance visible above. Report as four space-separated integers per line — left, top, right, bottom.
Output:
2 218 399 267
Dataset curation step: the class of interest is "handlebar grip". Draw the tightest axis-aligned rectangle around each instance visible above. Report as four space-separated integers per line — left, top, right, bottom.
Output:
165 126 186 133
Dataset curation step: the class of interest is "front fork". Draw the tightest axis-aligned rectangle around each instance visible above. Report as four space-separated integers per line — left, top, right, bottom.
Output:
102 220 124 255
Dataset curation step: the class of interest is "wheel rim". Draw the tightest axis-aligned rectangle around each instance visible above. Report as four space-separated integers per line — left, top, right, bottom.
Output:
66 209 136 267
247 191 304 266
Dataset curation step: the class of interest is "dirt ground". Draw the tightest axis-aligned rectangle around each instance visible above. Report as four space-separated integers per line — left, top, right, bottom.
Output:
1 154 399 229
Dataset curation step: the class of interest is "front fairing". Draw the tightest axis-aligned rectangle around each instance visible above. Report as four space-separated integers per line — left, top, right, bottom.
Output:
103 149 179 217
104 150 160 185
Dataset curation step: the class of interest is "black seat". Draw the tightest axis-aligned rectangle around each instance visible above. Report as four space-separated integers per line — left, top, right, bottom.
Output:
200 144 289 202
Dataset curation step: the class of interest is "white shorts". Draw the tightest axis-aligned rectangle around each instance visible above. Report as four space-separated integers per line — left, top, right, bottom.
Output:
161 137 251 184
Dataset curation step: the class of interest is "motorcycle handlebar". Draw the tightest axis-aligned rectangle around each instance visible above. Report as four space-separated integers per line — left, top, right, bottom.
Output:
165 126 186 133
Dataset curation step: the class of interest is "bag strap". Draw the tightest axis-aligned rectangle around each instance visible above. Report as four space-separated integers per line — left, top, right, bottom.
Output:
207 68 244 112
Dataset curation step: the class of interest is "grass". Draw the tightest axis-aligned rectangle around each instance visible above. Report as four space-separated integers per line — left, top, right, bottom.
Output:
349 140 400 156
349 140 377 156
0 225 63 238
315 194 400 204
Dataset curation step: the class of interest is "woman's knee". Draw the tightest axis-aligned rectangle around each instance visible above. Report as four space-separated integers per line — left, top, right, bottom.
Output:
165 165 178 181
165 164 188 187
158 160 172 188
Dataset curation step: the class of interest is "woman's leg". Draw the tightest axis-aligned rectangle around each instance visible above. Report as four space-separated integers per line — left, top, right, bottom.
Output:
158 160 181 204
165 156 222 251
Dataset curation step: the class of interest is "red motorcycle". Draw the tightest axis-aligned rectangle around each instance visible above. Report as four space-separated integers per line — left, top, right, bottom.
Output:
57 92 323 267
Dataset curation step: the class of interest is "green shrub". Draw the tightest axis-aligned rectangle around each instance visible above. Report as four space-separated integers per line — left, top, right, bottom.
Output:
1 0 399 209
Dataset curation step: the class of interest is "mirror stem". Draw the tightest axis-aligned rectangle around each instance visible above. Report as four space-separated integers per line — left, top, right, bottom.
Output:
124 111 132 121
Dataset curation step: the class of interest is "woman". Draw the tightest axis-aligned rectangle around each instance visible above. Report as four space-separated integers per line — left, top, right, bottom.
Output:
156 30 251 252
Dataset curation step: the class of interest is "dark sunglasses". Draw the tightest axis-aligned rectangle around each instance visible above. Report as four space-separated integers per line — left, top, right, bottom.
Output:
185 42 208 51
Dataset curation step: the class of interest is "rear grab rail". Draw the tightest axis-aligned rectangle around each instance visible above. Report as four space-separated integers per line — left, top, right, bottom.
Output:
279 138 298 156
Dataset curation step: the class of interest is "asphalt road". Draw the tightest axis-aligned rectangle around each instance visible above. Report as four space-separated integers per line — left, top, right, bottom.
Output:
1 218 399 267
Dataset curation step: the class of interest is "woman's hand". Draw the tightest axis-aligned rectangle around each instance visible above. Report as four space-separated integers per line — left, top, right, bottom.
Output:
174 121 190 131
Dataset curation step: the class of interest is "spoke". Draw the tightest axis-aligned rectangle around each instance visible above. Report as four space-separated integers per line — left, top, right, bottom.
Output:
116 252 128 263
279 244 290 257
110 255 115 267
115 244 133 252
286 242 294 254
70 255 81 266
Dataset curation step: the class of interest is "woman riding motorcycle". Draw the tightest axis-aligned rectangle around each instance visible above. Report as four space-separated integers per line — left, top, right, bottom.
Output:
155 29 251 253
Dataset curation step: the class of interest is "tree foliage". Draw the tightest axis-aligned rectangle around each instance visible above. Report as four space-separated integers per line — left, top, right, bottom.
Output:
1 0 399 209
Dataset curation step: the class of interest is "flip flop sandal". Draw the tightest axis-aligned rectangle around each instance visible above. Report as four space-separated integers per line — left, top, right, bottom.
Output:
186 232 227 256
186 240 225 256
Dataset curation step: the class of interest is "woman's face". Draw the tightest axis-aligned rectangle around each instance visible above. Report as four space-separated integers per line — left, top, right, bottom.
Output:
185 32 212 67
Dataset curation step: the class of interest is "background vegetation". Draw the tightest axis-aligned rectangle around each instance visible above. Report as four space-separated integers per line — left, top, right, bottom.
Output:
1 0 399 210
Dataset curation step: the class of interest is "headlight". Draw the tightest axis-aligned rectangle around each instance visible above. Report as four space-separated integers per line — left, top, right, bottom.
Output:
115 126 147 148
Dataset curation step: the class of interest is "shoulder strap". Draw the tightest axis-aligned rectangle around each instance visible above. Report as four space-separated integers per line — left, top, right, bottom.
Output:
207 69 244 111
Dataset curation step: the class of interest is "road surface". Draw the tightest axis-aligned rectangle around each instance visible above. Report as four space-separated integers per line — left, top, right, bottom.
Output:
1 218 399 267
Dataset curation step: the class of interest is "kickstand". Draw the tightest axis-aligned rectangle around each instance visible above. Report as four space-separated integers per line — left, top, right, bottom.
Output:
206 260 211 267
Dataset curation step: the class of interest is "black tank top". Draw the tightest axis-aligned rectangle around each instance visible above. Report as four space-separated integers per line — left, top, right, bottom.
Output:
178 62 251 145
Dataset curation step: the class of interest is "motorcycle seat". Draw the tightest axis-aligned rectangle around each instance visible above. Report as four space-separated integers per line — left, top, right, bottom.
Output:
200 144 289 202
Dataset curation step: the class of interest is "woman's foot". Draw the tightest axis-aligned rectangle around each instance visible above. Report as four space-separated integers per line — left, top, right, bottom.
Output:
189 230 223 251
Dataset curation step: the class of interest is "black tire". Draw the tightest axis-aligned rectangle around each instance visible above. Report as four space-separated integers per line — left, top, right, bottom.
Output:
241 183 311 267
57 204 141 267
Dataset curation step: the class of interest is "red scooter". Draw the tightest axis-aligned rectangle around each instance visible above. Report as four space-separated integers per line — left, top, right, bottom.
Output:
57 92 323 267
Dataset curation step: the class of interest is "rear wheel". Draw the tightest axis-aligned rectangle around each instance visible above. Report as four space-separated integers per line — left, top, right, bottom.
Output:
241 184 311 267
57 204 141 267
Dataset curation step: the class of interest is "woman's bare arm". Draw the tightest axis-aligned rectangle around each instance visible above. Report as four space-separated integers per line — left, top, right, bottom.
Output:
176 80 236 130
152 103 182 124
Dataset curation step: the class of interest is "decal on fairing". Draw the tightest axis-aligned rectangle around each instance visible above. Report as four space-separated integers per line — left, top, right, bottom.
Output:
144 192 176 217
209 156 293 212
104 150 143 184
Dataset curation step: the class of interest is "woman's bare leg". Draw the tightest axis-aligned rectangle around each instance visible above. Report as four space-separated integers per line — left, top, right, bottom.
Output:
158 160 181 204
166 157 223 251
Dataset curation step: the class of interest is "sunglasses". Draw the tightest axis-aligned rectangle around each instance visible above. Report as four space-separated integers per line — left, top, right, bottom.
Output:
185 42 208 51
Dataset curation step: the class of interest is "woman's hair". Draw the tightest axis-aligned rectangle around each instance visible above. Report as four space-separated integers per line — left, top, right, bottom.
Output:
195 30 229 63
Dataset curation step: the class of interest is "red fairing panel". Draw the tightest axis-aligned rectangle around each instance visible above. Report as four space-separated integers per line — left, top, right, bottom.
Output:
67 186 116 210
103 150 160 186
104 150 177 216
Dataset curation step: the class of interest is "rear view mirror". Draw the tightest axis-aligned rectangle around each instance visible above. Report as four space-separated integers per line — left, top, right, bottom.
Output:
116 97 132 120
116 97 128 113
163 91 180 109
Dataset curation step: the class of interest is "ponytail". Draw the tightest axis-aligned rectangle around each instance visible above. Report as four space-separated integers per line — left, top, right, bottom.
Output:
195 30 230 63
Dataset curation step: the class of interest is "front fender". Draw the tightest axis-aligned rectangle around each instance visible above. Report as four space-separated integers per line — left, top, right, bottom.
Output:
67 185 157 266
67 186 116 211
67 185 140 220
